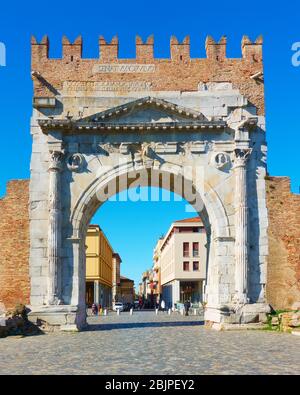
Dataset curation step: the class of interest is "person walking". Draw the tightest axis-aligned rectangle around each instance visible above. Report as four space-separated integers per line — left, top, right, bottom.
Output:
91 303 98 316
160 299 166 312
184 300 191 316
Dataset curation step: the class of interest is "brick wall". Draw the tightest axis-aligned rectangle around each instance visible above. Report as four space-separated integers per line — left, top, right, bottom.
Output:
31 35 265 115
266 177 300 310
0 180 30 309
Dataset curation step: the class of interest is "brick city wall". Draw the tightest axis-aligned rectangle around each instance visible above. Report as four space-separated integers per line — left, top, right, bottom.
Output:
31 35 265 115
0 180 30 309
266 177 300 310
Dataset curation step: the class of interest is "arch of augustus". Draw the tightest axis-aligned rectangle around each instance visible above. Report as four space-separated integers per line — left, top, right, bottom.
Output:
27 35 270 330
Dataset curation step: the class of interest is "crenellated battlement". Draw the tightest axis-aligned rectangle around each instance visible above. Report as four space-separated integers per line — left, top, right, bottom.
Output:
31 35 265 115
242 35 263 62
31 35 263 62
136 35 154 60
205 36 227 61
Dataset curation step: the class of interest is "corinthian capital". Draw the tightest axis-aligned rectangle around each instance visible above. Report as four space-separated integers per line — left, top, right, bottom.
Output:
234 148 251 167
49 150 64 171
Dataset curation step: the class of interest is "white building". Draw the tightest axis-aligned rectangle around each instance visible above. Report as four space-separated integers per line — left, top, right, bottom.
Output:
152 237 164 300
159 217 207 308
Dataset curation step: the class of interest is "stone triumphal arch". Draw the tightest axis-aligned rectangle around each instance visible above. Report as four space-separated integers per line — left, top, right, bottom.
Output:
28 35 270 330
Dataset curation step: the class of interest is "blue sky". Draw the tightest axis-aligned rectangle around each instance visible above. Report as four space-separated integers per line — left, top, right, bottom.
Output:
0 0 299 287
92 189 197 287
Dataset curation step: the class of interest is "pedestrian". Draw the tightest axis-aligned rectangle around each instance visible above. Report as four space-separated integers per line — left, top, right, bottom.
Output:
91 303 98 316
160 299 165 312
184 300 191 316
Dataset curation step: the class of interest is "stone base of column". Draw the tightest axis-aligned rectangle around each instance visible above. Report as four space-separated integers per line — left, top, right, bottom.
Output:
204 302 271 330
27 304 87 332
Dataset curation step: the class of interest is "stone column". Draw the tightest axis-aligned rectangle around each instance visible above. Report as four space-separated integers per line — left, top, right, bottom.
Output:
234 148 251 304
94 281 100 305
47 150 64 305
173 280 180 307
112 255 116 303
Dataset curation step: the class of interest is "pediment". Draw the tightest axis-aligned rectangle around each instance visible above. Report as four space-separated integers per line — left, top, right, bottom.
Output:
81 97 207 125
38 96 228 132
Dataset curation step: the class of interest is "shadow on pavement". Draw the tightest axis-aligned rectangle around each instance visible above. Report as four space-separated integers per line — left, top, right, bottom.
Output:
85 320 204 332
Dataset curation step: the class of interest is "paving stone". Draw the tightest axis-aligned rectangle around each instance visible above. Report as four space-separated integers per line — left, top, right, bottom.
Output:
0 311 299 375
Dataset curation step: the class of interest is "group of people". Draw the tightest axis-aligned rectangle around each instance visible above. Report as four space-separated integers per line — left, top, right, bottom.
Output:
156 299 192 316
91 300 192 316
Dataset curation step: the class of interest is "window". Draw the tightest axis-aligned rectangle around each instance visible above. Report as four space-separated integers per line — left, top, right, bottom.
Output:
193 261 199 271
183 242 189 257
193 242 199 257
183 261 189 271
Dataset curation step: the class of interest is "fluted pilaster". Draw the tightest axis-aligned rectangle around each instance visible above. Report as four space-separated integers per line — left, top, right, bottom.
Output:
48 150 64 305
234 148 251 303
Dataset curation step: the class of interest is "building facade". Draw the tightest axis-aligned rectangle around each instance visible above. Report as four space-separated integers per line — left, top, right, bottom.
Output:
85 225 113 308
119 276 135 304
112 253 122 303
27 35 272 330
152 238 164 302
158 217 207 308
139 271 150 304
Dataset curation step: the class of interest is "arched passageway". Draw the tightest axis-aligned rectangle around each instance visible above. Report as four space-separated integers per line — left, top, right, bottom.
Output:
65 163 234 328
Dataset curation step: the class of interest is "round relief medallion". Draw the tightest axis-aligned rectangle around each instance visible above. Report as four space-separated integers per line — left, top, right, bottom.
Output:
67 153 84 172
212 152 230 170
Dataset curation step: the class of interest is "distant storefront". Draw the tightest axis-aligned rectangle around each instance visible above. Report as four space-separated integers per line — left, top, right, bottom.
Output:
85 225 120 308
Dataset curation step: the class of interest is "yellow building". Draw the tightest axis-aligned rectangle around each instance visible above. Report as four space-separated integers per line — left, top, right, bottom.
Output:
85 225 114 308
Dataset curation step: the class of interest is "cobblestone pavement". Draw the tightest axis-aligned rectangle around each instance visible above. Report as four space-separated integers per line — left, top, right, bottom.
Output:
0 311 299 375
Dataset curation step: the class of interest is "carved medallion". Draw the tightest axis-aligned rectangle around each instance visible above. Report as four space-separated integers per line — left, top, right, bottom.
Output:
67 153 85 172
212 152 230 170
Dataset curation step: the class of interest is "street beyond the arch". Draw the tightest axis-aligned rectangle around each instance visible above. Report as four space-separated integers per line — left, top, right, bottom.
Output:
0 311 299 375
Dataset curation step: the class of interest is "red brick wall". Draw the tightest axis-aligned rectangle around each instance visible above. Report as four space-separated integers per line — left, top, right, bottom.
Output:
31 35 265 115
266 177 300 310
0 180 30 309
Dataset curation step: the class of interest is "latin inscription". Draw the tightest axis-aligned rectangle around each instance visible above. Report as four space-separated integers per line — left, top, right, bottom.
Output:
63 81 152 93
93 64 156 73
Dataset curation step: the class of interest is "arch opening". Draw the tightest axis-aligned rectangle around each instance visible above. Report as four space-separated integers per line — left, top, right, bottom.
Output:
65 164 232 328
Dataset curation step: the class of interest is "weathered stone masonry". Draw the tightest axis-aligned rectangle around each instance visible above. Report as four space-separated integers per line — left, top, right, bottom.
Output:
1 177 299 314
0 34 298 329
29 34 270 329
